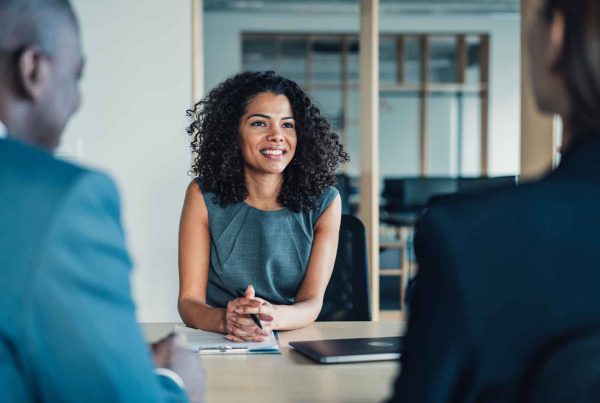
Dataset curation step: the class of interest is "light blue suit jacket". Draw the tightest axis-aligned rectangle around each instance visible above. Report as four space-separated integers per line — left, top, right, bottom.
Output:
0 137 188 402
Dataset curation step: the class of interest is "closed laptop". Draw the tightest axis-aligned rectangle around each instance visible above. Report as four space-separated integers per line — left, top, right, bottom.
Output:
289 336 402 364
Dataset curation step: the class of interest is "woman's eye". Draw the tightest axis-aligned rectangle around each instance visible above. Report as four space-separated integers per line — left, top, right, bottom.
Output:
283 123 295 129
251 121 266 127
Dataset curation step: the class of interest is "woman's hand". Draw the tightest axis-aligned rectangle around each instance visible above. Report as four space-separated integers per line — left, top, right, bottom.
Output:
238 296 277 331
225 285 273 342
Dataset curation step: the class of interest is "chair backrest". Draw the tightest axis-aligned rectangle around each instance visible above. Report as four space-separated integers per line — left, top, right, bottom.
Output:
457 176 518 193
335 173 353 215
383 176 519 213
521 323 600 403
317 214 371 321
383 177 458 212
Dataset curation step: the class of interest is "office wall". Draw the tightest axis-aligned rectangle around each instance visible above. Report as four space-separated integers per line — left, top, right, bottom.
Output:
60 1 192 322
204 10 521 176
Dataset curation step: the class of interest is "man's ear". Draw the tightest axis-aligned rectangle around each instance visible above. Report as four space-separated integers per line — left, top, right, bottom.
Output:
16 46 50 100
548 10 566 72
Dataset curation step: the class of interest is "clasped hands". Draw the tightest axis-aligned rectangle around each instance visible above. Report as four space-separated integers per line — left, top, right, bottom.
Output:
225 285 276 342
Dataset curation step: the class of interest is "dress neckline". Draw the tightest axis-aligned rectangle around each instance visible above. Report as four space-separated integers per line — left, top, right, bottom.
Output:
242 201 288 214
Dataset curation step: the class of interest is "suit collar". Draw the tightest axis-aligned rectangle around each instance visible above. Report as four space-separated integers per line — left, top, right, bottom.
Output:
552 130 600 179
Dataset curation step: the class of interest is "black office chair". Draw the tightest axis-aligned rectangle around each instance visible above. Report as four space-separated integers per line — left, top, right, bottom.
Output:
317 214 371 321
335 173 353 215
520 323 600 403
457 175 518 194
382 177 458 214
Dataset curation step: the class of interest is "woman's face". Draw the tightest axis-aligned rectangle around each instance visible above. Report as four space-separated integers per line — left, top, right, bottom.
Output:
528 2 554 114
238 91 297 176
528 0 568 117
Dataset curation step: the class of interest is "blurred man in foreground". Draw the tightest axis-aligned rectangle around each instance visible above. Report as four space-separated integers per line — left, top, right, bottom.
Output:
0 0 204 401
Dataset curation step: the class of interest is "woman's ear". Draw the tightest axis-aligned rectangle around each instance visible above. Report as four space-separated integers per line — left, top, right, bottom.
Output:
548 10 566 72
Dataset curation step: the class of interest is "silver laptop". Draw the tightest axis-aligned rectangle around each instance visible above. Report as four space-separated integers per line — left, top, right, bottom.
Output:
289 336 402 364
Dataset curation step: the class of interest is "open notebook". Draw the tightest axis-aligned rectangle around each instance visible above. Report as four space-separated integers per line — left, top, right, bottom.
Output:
174 325 280 355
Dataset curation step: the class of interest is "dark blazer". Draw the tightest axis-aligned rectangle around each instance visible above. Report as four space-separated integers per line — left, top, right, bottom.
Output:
0 137 187 402
388 132 600 403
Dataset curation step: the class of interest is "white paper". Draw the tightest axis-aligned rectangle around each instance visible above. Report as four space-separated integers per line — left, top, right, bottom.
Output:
174 325 280 353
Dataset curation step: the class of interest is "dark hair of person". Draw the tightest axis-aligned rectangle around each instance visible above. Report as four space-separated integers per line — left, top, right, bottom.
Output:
186 71 349 212
542 0 600 134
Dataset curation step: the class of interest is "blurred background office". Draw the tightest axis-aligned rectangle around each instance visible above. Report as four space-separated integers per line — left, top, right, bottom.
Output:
58 0 541 323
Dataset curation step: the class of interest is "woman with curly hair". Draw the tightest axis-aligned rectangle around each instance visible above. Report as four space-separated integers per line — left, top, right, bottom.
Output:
178 71 349 342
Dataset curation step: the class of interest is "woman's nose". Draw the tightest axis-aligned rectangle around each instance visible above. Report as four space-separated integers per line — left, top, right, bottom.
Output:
267 127 284 142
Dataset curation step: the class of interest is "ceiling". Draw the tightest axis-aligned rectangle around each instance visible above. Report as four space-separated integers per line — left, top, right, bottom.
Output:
205 0 520 14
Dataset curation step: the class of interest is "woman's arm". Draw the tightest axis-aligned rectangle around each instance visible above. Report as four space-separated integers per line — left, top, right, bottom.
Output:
229 194 342 337
274 193 342 329
177 180 227 333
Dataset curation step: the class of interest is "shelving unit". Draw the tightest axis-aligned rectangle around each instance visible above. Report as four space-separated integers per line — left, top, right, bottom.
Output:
380 224 417 313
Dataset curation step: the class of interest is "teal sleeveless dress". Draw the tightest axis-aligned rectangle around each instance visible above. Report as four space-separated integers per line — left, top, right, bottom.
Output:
197 180 339 308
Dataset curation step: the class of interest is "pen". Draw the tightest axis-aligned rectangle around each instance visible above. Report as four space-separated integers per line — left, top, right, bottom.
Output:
198 345 249 354
236 289 263 330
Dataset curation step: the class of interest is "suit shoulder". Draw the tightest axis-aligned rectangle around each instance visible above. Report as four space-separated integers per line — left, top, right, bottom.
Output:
1 137 85 188
0 138 119 224
63 170 122 220
3 137 117 192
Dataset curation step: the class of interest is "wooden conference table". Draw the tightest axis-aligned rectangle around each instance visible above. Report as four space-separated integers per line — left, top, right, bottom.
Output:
142 321 405 403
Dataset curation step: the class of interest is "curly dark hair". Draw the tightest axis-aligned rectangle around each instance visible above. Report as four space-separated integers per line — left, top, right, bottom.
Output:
186 71 349 212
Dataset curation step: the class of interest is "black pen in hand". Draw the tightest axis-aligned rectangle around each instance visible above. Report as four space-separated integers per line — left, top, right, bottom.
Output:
236 289 263 330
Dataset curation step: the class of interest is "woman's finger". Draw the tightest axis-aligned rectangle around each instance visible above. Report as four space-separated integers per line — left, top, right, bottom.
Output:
224 334 244 343
229 315 259 332
228 326 253 339
226 299 242 314
257 313 274 322
227 297 259 314
229 326 265 342
230 314 256 327
231 319 263 335
235 302 271 315
235 299 262 310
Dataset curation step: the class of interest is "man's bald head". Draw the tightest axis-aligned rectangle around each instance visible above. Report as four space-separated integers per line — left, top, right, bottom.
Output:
0 0 83 151
0 0 77 58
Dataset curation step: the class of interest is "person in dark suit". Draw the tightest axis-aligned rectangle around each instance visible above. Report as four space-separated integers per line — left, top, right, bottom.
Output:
0 0 203 401
388 0 600 401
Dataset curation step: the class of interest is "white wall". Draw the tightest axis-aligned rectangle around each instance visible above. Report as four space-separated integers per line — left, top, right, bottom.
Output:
60 0 192 322
204 10 521 176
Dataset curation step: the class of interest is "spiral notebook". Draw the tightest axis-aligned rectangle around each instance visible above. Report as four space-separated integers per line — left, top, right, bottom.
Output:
174 325 280 355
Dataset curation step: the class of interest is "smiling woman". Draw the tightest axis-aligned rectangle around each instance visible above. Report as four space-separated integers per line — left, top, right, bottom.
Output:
178 71 349 341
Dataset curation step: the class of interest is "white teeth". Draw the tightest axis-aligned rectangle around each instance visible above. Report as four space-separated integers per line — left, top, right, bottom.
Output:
261 149 284 155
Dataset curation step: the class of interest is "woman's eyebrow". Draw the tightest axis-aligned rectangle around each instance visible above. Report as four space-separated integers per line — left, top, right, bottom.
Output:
247 114 295 121
247 113 271 120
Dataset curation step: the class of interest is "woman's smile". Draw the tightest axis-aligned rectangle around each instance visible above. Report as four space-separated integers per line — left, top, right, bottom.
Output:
260 147 287 160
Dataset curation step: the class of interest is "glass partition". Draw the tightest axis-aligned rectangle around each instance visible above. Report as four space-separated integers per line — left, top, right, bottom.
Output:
241 33 489 181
